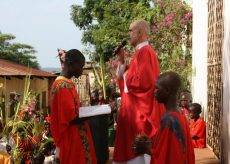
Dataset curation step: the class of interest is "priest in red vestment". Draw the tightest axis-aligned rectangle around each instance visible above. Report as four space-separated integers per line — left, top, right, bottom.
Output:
113 19 165 164
50 49 97 164
189 103 206 148
151 72 195 164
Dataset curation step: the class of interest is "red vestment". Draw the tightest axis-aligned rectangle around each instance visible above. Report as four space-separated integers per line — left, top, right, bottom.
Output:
190 117 206 148
50 77 97 164
113 45 165 162
151 112 195 164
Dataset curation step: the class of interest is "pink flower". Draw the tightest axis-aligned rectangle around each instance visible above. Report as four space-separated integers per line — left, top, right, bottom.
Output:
24 107 29 112
58 49 66 69
151 25 158 32
112 61 119 68
111 78 116 84
185 13 192 20
179 19 185 26
164 14 174 27
60 53 66 62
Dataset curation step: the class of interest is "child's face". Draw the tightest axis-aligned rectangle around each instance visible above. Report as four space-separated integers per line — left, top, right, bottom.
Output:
180 99 189 108
179 93 191 107
189 106 200 119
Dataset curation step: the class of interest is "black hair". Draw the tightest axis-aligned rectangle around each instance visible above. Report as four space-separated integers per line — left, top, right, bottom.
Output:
189 103 202 113
179 88 192 102
65 49 85 65
157 71 181 94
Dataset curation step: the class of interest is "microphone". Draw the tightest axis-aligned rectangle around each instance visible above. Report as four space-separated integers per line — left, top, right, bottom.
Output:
113 40 127 56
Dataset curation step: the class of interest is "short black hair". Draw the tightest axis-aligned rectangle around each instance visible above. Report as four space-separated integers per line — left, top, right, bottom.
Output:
179 89 192 102
189 103 202 113
157 71 181 94
65 49 85 64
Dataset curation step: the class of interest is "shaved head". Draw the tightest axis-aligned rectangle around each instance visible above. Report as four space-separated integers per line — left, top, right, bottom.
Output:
129 19 150 46
131 19 150 36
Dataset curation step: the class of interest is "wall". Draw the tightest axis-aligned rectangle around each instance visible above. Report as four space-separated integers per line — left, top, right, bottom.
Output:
222 0 230 162
0 77 50 112
191 0 208 119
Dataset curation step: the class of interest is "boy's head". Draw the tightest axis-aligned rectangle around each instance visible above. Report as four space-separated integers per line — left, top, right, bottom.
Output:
64 49 85 78
154 72 181 104
189 103 202 119
179 89 192 108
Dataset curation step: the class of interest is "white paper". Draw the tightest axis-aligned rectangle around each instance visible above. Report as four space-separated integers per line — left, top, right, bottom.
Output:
79 104 111 118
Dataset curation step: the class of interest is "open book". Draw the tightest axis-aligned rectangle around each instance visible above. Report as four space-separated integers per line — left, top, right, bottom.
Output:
79 104 111 118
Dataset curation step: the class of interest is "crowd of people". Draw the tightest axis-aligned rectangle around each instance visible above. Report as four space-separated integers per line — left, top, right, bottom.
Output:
0 19 206 164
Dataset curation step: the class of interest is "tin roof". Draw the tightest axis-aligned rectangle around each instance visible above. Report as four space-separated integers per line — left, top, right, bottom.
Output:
0 59 56 77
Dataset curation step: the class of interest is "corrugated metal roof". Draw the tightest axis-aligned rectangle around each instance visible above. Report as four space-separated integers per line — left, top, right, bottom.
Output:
0 59 56 77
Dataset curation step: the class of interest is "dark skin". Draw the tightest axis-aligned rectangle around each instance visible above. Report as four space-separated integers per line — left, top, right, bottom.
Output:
60 60 84 79
154 76 180 113
179 92 191 109
132 72 181 155
59 52 88 125
189 105 201 140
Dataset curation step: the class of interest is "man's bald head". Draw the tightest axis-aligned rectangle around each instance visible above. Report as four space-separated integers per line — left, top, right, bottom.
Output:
131 19 150 36
129 19 150 47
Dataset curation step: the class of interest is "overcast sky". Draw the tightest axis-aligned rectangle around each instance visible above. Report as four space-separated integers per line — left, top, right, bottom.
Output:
0 0 85 68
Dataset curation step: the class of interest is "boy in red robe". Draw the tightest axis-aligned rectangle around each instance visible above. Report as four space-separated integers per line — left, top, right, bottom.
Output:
132 72 194 164
189 103 206 148
113 19 165 164
50 49 97 164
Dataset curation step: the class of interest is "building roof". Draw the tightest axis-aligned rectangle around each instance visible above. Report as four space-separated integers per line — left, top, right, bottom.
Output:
0 59 56 77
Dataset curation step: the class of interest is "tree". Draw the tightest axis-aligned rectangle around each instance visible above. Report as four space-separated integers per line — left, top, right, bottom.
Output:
150 0 192 87
71 0 153 61
71 0 192 88
0 32 40 69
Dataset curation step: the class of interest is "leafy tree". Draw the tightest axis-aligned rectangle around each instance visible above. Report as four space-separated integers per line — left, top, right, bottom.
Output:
150 0 192 87
0 32 40 69
71 0 192 89
71 0 153 61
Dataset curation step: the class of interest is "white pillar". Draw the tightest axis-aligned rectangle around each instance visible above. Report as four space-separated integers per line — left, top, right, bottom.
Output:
191 0 208 119
222 0 230 163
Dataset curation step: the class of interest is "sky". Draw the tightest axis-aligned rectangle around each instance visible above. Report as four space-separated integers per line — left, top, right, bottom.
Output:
0 0 85 68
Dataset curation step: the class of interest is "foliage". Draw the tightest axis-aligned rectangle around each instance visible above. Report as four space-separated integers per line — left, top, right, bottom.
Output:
0 32 40 69
71 0 192 88
71 0 153 62
0 75 50 163
150 0 192 87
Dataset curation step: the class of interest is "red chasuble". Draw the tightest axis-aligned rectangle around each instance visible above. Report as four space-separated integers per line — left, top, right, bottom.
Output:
151 112 195 164
50 77 97 164
113 45 165 162
190 117 206 148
